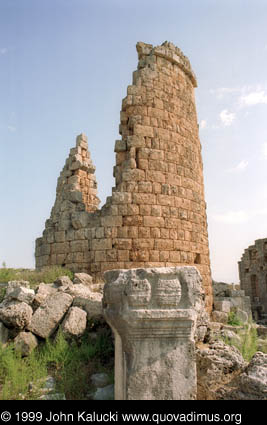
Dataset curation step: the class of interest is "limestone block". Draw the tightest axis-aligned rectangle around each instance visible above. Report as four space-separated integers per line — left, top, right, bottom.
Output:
71 211 89 229
101 215 122 227
73 273 93 287
196 341 246 400
211 311 228 324
0 300 33 329
214 300 231 313
70 240 88 252
143 216 164 227
64 190 83 203
6 287 35 305
92 239 112 251
52 242 69 254
0 321 9 345
92 384 114 401
61 307 87 338
64 284 92 298
29 293 73 338
5 281 30 297
112 192 132 204
103 266 203 400
33 283 57 308
114 140 127 152
14 331 38 356
73 293 103 319
225 289 245 298
54 276 73 288
222 352 267 400
91 373 110 388
55 231 66 242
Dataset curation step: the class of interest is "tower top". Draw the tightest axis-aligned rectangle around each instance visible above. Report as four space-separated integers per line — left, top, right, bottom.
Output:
136 41 197 87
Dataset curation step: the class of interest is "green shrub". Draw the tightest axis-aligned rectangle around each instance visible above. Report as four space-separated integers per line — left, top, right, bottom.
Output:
0 268 17 283
227 311 243 326
222 321 259 362
0 344 47 400
0 327 114 400
0 266 74 288
0 286 6 303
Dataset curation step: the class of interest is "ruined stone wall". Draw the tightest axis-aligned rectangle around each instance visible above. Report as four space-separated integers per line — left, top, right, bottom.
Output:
35 41 213 311
239 238 267 320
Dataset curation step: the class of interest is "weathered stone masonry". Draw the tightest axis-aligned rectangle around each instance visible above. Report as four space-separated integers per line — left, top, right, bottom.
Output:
239 238 267 321
35 41 213 311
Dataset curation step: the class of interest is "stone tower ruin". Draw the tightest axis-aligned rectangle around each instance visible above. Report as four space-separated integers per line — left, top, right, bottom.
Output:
35 41 213 311
239 238 267 321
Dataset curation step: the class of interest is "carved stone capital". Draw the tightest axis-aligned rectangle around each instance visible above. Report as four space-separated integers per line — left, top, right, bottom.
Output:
103 266 202 400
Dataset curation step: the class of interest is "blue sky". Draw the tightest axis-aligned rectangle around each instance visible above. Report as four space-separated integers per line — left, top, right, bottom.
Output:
1 0 267 283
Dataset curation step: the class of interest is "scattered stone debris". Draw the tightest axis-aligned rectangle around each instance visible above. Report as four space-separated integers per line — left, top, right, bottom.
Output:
211 280 252 324
0 273 103 349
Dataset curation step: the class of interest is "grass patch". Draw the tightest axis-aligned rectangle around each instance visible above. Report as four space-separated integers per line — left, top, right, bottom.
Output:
0 286 6 303
222 319 262 362
0 325 114 400
227 311 243 327
0 343 47 400
0 266 74 288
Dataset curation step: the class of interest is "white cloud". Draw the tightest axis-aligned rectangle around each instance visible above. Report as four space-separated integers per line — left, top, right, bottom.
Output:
239 90 267 107
199 120 207 130
226 160 248 173
7 125 16 132
0 48 7 55
219 109 235 126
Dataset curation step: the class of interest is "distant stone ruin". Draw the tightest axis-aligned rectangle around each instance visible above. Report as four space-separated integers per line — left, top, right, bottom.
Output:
35 41 213 311
239 238 267 322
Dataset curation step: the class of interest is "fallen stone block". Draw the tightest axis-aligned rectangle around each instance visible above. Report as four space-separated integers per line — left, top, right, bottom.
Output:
91 373 110 388
61 306 87 338
222 352 267 400
54 276 73 288
237 352 267 399
64 283 92 298
6 281 30 297
211 310 228 324
6 286 35 305
29 292 73 338
33 283 57 308
73 294 103 319
93 384 114 400
73 272 93 287
0 300 33 329
14 331 38 356
196 340 246 400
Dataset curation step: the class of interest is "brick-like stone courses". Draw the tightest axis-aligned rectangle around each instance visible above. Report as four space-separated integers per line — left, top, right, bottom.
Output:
239 238 267 320
35 134 100 269
35 41 212 311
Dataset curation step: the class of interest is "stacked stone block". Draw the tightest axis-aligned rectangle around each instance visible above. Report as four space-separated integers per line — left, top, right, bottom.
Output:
35 41 213 311
239 238 267 320
35 134 100 270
